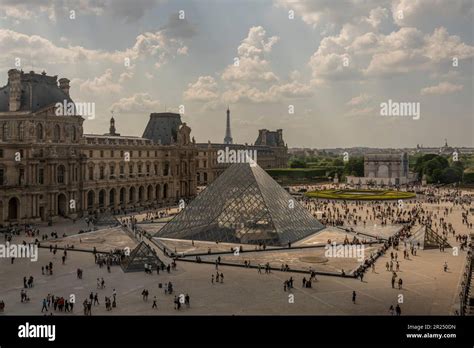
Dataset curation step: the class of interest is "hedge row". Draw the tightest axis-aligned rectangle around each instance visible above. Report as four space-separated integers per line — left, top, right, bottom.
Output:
305 189 416 201
266 168 327 179
464 168 474 184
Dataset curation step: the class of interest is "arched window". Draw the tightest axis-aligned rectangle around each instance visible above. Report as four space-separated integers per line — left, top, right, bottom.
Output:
87 191 94 209
2 123 8 141
53 124 60 142
109 189 115 207
119 188 125 205
17 122 24 141
36 123 43 141
57 165 65 184
72 126 77 141
98 190 105 208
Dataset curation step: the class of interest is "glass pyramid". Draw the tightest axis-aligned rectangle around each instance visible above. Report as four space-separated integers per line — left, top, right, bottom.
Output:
156 162 325 246
94 212 119 227
121 241 163 272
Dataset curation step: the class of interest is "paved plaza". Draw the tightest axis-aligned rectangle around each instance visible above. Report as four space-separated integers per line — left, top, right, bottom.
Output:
0 237 467 315
0 192 471 316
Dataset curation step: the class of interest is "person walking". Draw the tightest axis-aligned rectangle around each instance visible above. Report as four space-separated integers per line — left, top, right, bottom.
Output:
352 291 356 304
152 296 157 309
185 294 190 308
41 298 48 313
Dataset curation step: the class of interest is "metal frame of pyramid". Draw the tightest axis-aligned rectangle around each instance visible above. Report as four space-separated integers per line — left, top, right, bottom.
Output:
155 162 325 246
408 225 451 250
422 225 451 249
94 212 120 227
121 241 164 272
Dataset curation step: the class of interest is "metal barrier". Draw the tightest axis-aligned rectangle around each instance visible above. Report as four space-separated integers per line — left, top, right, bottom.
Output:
460 247 473 316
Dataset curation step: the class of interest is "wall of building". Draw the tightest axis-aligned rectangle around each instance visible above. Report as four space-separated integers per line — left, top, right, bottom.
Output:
0 115 197 225
195 141 289 186
0 71 197 226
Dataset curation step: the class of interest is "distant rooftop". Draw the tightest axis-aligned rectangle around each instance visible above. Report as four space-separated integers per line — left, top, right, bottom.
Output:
0 69 73 113
142 112 182 145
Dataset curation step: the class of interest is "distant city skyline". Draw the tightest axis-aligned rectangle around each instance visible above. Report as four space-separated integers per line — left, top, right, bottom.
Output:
0 0 472 148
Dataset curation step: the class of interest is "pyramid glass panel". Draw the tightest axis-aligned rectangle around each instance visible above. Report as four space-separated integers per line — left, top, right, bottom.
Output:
121 241 163 272
156 162 325 246
408 225 451 250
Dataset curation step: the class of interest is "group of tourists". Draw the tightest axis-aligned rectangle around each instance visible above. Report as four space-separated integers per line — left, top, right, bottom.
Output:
211 272 224 284
41 294 74 313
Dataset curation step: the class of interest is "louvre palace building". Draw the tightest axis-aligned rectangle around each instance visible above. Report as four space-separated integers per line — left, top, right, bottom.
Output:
0 69 288 226
0 69 197 225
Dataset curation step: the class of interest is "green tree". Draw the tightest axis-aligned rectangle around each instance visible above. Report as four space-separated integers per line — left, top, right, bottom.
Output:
423 156 449 177
344 157 364 176
431 168 443 183
451 160 464 170
441 167 463 184
463 168 474 184
290 159 307 168
414 154 438 172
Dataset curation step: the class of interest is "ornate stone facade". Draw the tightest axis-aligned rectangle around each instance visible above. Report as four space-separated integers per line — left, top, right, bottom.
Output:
364 153 409 179
195 130 289 186
346 152 417 186
0 69 196 226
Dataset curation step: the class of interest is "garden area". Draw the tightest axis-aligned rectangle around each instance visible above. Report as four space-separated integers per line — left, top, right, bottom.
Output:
305 189 416 200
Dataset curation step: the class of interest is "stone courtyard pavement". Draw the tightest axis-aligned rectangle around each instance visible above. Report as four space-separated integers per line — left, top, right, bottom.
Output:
0 228 467 315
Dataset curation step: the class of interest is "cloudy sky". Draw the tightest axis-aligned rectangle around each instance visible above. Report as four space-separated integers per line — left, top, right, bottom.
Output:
0 0 473 148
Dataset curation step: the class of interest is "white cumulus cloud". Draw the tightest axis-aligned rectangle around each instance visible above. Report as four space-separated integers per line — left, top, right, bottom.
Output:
420 82 464 95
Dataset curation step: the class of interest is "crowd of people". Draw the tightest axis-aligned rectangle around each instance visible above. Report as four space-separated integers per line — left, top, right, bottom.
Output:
0 184 472 316
40 294 74 313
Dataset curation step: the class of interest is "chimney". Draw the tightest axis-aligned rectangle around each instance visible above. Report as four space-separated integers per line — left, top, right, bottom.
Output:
8 69 22 112
277 129 283 145
58 78 70 96
260 129 267 145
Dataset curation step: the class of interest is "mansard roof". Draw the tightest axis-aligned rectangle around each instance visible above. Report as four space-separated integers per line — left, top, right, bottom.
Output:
0 70 73 113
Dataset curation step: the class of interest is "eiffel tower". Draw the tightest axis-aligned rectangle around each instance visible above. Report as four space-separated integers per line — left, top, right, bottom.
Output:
223 107 233 144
